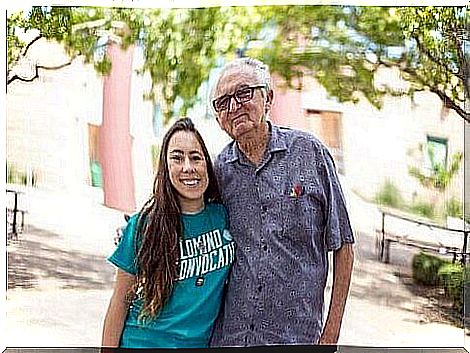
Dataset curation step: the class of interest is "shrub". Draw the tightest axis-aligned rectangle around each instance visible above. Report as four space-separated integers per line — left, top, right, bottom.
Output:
438 263 465 314
446 198 463 219
7 162 38 187
375 180 402 208
410 201 434 219
412 252 446 286
413 252 468 315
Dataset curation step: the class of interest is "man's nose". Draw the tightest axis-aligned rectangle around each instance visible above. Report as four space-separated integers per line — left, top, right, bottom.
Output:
228 96 242 114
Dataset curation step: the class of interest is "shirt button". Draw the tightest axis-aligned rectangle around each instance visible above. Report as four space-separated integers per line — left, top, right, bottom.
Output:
250 324 255 331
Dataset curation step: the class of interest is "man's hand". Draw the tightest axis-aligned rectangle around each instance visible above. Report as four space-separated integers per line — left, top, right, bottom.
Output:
318 325 339 345
113 214 130 245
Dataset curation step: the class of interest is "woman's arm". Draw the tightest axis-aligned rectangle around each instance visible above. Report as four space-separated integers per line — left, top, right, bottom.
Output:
102 269 135 347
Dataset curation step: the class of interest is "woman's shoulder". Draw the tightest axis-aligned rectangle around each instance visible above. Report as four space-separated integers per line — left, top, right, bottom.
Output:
125 212 146 237
127 212 143 228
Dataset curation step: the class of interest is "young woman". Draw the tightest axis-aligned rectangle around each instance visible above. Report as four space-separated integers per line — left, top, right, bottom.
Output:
101 118 235 348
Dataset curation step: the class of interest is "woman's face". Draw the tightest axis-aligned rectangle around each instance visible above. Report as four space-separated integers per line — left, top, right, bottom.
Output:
167 130 209 212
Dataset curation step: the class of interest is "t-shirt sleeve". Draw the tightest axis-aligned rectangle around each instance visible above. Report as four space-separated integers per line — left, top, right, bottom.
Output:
107 214 140 275
320 146 355 251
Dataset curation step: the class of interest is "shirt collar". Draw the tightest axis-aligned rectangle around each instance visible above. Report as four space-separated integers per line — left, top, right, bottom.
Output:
225 120 288 164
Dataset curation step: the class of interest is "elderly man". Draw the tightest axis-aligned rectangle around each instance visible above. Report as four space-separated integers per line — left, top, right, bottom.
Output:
208 57 355 347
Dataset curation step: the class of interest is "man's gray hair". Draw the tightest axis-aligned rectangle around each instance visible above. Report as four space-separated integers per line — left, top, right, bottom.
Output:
219 57 271 91
209 57 272 116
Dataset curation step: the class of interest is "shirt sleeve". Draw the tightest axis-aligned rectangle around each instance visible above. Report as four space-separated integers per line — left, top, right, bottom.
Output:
320 146 355 251
220 204 230 229
107 213 141 275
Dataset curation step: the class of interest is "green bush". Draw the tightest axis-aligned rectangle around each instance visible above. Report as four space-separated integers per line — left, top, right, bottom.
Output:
375 180 402 208
412 252 446 285
410 201 435 219
438 263 464 313
7 162 37 186
446 198 463 219
413 252 468 315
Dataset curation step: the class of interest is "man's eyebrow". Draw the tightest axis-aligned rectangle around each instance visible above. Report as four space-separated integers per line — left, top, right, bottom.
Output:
217 84 250 97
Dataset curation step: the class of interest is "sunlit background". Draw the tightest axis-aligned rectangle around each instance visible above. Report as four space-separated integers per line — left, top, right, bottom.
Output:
5 3 469 349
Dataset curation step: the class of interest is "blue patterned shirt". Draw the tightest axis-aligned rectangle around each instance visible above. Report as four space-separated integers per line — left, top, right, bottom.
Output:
210 122 355 346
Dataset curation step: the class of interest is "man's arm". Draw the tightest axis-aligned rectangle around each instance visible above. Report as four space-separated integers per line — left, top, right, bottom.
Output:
319 243 354 345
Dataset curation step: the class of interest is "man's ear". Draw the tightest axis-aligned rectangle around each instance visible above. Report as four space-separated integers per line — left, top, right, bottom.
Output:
265 89 274 113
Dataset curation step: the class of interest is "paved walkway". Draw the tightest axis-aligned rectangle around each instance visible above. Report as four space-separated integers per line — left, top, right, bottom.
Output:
4 183 469 349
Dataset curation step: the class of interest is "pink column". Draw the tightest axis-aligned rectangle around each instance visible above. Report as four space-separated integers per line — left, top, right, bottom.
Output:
99 43 136 213
270 74 308 131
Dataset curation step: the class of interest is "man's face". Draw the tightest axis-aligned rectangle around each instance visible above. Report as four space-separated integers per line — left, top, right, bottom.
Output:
213 67 273 140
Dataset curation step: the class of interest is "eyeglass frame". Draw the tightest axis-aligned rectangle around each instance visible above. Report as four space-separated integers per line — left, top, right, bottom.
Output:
212 84 267 113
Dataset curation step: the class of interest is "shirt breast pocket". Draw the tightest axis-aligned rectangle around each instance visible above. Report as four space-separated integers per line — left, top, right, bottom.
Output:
279 193 325 241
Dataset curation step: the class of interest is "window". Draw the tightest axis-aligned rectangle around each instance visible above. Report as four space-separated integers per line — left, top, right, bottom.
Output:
424 136 448 175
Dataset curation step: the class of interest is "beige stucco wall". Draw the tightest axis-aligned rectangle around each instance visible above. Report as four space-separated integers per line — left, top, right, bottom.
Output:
7 39 160 211
341 89 464 209
7 39 103 194
294 70 465 212
129 46 159 211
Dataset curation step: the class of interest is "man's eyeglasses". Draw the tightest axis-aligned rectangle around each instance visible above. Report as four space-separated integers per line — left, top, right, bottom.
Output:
212 85 266 113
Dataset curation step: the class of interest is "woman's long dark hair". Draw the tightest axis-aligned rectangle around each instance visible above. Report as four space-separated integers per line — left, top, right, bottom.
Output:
134 117 221 321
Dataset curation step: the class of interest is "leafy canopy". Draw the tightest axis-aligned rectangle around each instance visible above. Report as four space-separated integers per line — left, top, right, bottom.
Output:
7 5 469 123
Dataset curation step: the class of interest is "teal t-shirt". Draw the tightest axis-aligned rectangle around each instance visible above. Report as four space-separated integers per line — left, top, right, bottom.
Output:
107 203 235 348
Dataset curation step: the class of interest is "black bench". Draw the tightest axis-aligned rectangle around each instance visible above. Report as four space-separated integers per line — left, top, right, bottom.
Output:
375 209 469 265
6 189 27 241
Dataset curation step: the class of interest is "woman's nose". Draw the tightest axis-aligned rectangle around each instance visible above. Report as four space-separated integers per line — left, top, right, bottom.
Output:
182 157 194 172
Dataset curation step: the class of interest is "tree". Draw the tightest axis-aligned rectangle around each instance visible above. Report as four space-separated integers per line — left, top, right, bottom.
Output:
7 6 258 122
247 6 469 122
7 5 469 123
399 7 468 122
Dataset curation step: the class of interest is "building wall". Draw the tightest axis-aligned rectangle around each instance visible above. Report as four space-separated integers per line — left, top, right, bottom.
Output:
272 70 465 210
8 41 464 217
129 45 159 211
6 39 157 214
7 39 103 195
341 92 464 206
270 73 308 131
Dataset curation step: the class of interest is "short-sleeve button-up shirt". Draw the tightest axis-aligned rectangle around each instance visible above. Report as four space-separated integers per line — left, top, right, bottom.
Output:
210 122 355 346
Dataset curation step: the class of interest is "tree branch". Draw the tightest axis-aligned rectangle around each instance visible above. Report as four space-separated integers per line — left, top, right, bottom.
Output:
7 60 73 85
450 27 470 102
6 34 44 86
22 34 43 56
430 87 470 123
376 57 469 123
413 35 457 76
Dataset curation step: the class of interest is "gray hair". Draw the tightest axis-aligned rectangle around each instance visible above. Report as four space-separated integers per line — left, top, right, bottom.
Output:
219 57 271 91
209 57 272 116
